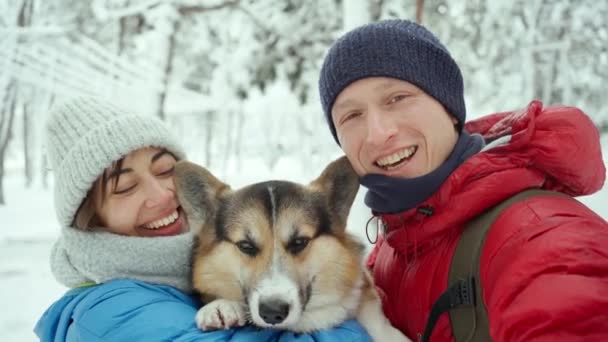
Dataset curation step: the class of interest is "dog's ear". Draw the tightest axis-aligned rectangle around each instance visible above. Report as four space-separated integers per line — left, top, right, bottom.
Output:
174 161 231 233
310 156 360 229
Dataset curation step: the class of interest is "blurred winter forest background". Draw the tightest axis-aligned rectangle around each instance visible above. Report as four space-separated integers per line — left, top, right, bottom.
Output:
1 0 607 202
1 0 607 340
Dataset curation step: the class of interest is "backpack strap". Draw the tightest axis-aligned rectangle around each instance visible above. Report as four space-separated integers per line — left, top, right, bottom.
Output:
421 189 570 342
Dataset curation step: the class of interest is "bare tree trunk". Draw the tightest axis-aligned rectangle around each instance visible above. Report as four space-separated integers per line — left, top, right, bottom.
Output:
157 21 179 120
117 1 130 55
0 0 32 203
234 104 244 171
19 0 34 187
0 82 18 205
41 94 55 189
204 111 215 168
599 120 608 136
550 6 571 105
518 0 544 101
23 101 33 187
465 0 486 55
416 0 425 24
369 0 384 21
222 110 234 176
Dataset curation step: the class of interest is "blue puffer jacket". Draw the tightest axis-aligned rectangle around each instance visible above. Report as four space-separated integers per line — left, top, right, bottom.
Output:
35 279 371 342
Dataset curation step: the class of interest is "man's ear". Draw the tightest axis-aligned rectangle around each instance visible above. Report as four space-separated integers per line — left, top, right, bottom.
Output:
174 161 231 233
309 156 360 230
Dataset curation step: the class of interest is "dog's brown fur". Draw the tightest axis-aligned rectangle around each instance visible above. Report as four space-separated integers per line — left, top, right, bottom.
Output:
175 157 410 341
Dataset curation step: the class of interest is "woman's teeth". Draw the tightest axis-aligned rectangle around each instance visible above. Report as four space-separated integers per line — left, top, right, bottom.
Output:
376 146 417 170
142 211 178 229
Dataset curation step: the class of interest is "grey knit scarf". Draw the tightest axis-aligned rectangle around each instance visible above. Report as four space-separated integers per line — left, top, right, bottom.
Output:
50 227 195 293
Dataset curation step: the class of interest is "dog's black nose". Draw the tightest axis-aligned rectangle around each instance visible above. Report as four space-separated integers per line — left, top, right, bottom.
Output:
259 299 290 325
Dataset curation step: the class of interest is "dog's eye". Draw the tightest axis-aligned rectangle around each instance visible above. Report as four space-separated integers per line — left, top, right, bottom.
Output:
236 240 258 256
287 237 310 255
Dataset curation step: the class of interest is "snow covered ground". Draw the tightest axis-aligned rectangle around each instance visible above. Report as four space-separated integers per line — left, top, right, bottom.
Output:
1 154 606 341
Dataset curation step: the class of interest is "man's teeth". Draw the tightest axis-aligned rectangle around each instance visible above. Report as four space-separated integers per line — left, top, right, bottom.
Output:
376 146 417 167
143 211 178 229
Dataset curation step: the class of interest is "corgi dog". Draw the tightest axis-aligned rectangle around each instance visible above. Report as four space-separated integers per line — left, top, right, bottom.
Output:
174 156 410 342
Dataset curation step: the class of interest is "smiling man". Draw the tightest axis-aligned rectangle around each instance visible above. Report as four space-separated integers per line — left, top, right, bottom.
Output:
319 19 608 342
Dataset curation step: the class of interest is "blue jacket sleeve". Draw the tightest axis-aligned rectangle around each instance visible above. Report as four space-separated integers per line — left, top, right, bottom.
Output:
36 279 371 342
62 280 236 341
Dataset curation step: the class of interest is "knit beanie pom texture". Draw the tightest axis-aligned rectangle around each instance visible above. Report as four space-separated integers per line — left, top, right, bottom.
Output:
319 19 466 144
46 97 185 228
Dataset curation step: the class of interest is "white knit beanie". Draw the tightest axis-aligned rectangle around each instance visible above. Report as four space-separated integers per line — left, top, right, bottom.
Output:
45 96 186 228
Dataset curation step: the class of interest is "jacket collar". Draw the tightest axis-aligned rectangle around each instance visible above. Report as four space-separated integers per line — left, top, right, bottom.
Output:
375 101 605 252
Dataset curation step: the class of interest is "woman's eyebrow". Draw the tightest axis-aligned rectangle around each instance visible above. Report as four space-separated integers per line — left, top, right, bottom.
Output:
106 167 133 183
151 150 171 163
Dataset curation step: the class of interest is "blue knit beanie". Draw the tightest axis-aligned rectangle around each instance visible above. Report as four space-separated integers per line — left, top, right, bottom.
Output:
319 19 465 144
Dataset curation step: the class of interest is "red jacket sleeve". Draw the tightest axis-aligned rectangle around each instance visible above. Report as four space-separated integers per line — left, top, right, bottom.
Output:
481 196 608 341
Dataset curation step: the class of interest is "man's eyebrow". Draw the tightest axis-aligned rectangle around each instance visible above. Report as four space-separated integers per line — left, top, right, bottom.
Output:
151 150 171 163
333 98 358 112
373 80 401 91
334 81 403 112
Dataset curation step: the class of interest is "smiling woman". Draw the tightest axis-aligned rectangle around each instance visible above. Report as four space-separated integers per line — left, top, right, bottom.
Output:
35 96 372 342
73 147 187 237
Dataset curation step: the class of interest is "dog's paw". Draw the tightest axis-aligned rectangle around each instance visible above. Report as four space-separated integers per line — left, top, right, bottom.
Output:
196 299 247 331
386 326 413 342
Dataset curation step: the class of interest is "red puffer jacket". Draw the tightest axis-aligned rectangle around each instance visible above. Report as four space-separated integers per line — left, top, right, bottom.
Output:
367 101 608 342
